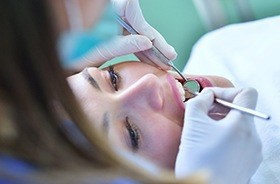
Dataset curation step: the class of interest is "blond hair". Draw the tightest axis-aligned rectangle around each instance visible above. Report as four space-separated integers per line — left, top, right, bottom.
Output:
0 0 205 183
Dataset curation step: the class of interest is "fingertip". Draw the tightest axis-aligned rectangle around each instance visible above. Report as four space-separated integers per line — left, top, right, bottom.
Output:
200 88 213 95
197 89 215 105
244 87 258 106
234 87 258 109
167 45 178 61
244 87 258 100
186 89 214 113
198 88 214 101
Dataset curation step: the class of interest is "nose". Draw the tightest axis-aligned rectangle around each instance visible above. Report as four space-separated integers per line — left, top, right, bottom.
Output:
118 74 163 111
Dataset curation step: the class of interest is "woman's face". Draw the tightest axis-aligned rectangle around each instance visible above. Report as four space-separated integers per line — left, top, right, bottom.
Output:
67 62 233 168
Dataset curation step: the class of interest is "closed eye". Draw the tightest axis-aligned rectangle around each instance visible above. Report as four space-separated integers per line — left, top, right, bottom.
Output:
125 117 139 151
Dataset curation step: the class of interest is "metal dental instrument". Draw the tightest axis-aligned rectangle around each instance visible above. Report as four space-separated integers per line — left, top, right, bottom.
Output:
169 63 270 120
115 15 199 91
172 65 270 120
115 15 271 120
168 62 201 93
114 15 172 65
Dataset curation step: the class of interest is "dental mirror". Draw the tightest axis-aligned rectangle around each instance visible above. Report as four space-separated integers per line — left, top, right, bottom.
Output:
183 80 201 99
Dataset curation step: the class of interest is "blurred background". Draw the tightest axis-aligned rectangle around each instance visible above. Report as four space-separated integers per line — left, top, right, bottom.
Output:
108 0 280 70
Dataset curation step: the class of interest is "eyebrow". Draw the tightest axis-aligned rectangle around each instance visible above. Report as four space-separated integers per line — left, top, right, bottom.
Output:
103 112 109 135
82 68 101 91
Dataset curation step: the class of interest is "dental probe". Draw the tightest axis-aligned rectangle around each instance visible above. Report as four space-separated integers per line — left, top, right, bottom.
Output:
114 15 174 66
114 15 270 120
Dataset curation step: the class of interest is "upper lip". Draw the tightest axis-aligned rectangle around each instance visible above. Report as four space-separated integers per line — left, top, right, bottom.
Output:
166 74 185 111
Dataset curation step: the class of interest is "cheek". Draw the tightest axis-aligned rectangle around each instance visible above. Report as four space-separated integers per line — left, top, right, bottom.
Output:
143 117 182 168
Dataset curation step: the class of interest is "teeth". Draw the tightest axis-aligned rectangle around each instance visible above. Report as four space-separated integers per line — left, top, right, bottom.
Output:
175 80 186 102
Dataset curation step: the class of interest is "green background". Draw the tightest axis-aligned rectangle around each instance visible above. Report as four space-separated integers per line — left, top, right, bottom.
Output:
108 0 280 70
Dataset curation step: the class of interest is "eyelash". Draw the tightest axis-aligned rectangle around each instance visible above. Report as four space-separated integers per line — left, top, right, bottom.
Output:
125 117 139 151
108 67 139 150
108 65 120 91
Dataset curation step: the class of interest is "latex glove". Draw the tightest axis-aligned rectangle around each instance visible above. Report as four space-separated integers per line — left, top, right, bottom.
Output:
79 0 177 70
175 87 262 184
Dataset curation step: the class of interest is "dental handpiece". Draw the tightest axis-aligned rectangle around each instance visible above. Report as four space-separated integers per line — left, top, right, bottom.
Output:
115 15 270 120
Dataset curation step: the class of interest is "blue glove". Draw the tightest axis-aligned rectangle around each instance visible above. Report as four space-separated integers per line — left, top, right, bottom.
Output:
175 87 262 184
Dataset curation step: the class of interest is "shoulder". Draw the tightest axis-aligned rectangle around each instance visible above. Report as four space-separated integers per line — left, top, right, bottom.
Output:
184 15 280 83
195 16 280 49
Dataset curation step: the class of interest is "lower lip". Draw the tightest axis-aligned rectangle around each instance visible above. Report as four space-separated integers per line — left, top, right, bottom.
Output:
191 77 213 90
166 74 185 111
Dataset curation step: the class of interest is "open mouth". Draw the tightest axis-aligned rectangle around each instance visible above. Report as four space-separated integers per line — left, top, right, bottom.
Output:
169 70 213 101
174 73 212 90
175 77 213 101
174 79 186 102
176 77 186 86
166 74 186 111
174 77 197 101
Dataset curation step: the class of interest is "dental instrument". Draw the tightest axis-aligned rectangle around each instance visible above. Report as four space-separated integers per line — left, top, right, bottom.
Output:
170 62 270 120
115 15 270 120
115 15 199 92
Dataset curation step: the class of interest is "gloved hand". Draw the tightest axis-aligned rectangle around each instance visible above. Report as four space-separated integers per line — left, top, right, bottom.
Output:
76 0 177 71
175 87 262 184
